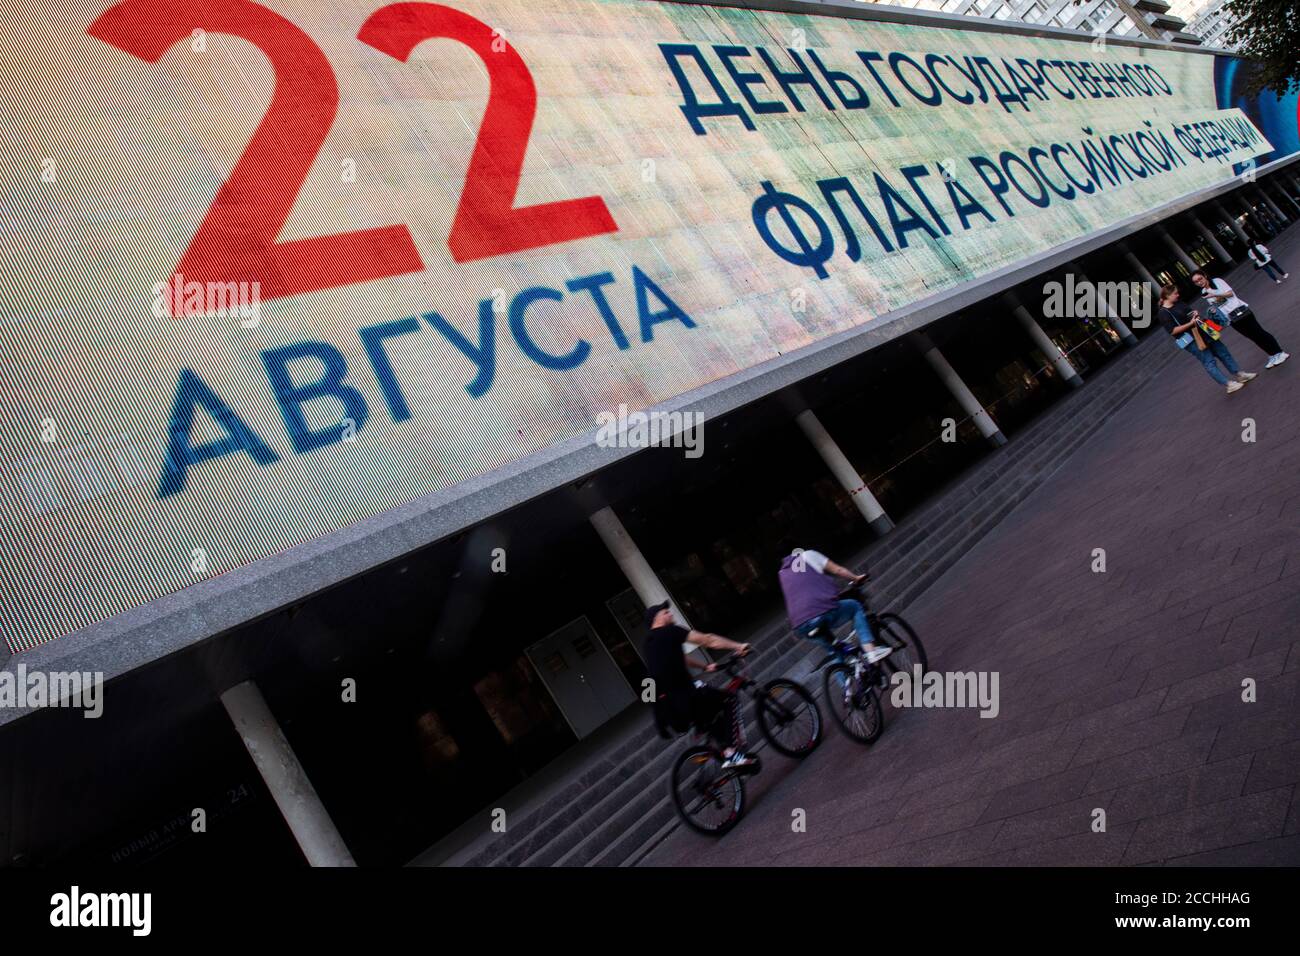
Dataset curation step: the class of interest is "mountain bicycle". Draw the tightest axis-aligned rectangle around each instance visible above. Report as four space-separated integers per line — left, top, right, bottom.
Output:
807 580 928 744
669 651 822 835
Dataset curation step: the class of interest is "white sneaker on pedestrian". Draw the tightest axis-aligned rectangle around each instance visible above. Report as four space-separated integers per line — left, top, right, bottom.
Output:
1237 371 1257 382
1227 381 1245 394
1273 352 1290 367
1265 355 1278 369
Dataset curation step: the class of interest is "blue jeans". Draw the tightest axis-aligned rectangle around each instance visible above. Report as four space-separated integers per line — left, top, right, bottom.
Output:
1190 337 1241 386
797 599 875 648
1260 260 1287 281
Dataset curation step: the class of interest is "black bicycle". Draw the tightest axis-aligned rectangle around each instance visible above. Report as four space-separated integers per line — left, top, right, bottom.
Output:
669 651 822 835
807 580 928 744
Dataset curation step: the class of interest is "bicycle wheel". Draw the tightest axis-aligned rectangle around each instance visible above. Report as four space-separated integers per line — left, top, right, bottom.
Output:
756 679 822 757
822 663 884 744
670 746 746 836
876 612 928 678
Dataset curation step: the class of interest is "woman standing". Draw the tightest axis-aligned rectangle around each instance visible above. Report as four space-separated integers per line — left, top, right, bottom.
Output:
1158 284 1257 395
1247 241 1289 283
1191 271 1290 369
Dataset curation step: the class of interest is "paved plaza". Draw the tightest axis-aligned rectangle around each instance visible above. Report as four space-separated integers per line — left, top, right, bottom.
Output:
646 228 1300 866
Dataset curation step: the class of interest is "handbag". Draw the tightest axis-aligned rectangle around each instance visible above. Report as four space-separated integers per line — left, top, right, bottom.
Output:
1202 304 1231 333
1174 331 1194 350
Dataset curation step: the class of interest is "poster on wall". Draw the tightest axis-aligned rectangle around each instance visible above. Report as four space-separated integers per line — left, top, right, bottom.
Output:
0 0 1295 653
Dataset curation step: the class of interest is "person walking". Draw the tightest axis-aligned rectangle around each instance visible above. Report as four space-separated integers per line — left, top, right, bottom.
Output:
1191 270 1290 369
1247 241 1289 283
1158 284 1256 394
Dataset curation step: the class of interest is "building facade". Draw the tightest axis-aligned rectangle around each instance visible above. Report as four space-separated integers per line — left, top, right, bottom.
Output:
1186 0 1241 50
891 0 1208 43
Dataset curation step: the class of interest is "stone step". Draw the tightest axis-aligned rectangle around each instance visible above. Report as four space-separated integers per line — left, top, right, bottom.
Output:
867 339 1170 598
862 337 1163 569
519 609 824 866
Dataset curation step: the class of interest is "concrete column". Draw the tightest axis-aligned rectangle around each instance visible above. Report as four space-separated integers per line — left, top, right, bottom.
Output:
1215 200 1252 245
1069 262 1138 345
1277 172 1300 216
1188 213 1234 265
1255 187 1289 225
1268 179 1300 218
794 410 894 536
1116 246 1159 332
1003 292 1083 389
221 681 356 867
1157 225 1198 272
1120 242 1162 299
913 331 1008 446
588 505 690 630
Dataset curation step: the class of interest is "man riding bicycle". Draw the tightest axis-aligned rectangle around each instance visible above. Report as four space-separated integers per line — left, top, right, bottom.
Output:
644 601 758 771
778 548 893 664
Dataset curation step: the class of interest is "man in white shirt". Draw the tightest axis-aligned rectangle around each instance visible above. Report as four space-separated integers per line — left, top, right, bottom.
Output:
1247 243 1289 283
1192 271 1289 370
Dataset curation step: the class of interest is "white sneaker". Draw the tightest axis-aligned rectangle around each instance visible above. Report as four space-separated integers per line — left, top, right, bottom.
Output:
862 645 894 664
1237 371 1257 382
1227 381 1245 394
720 750 758 772
1273 352 1290 367
1265 355 1279 369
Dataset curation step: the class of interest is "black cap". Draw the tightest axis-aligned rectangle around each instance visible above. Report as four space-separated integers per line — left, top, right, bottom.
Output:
644 600 671 628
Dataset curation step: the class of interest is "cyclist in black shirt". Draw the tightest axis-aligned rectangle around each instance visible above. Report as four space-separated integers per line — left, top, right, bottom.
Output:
643 601 757 771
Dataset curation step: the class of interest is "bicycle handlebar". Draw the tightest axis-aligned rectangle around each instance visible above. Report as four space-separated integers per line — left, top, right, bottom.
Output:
837 577 871 602
709 649 755 673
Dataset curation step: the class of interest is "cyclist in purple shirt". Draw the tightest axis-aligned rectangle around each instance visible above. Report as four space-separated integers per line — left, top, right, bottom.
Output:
777 548 893 663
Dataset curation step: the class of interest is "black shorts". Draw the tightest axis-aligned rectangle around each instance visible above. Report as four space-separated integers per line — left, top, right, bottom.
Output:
689 686 734 746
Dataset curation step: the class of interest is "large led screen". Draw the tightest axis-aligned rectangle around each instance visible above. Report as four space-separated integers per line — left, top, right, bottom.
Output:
0 0 1290 652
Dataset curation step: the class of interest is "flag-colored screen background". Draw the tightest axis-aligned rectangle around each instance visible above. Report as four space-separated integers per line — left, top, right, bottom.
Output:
0 0 1280 651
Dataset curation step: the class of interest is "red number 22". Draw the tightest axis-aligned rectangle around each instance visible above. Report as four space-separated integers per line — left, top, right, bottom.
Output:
360 3 618 263
88 0 617 313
